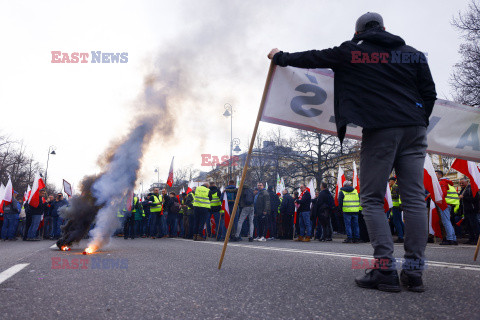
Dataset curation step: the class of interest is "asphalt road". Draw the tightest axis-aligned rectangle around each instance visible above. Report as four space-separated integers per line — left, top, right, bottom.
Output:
1 237 479 320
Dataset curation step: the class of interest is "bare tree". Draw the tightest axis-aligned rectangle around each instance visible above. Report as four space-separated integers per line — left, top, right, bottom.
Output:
451 0 480 106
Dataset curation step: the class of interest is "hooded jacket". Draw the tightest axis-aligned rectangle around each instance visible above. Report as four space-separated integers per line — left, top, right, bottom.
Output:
273 26 436 142
439 178 454 209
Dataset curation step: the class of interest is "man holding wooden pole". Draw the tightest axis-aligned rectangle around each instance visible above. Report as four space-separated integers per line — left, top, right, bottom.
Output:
265 12 436 292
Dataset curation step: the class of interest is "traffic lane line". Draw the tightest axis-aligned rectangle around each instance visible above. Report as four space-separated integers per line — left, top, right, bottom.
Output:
172 238 480 272
0 263 30 285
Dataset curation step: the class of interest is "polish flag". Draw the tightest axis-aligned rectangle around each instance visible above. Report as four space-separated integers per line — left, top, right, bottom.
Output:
210 214 216 235
2 176 13 206
307 179 315 198
126 190 134 212
451 158 480 197
423 154 447 210
384 182 393 213
0 184 5 213
186 181 193 194
24 184 31 202
26 185 32 202
428 200 442 237
221 192 230 228
28 172 46 208
353 161 360 193
166 157 174 187
334 165 346 206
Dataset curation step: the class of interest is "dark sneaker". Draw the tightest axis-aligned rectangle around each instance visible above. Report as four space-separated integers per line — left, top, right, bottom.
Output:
439 240 452 245
248 237 253 242
325 238 332 241
354 238 364 243
449 240 458 245
400 270 425 292
355 269 401 292
394 238 404 243
343 238 353 243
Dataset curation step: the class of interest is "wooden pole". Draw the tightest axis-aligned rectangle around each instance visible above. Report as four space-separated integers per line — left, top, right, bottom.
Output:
474 236 480 261
218 61 275 270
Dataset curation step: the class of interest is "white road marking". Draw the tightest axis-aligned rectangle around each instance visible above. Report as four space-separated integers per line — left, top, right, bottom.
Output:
173 238 480 272
0 264 30 285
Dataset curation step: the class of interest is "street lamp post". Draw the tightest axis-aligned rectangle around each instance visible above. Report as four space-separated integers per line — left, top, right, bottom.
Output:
44 145 56 187
154 167 160 187
223 103 234 181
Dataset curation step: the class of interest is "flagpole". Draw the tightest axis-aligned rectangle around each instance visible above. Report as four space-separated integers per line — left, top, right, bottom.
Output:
218 61 275 270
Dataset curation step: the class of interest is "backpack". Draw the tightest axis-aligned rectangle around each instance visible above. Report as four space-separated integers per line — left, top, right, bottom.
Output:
243 188 254 206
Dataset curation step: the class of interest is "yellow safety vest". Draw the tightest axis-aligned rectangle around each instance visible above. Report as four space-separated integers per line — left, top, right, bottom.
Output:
341 189 360 213
210 190 221 207
193 186 211 209
391 184 402 207
132 197 138 213
445 185 460 206
151 194 163 212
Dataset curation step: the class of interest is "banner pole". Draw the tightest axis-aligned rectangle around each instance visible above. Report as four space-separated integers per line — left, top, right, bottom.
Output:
218 61 275 270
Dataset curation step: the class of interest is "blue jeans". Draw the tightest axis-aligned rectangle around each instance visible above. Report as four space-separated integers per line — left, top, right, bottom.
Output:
160 212 168 236
439 206 456 241
343 213 360 239
149 213 160 237
1 213 19 240
27 215 42 239
391 207 404 239
51 216 63 238
299 211 312 237
167 213 178 236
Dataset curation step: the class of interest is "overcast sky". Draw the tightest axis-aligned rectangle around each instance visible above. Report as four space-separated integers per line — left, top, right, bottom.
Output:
0 0 470 193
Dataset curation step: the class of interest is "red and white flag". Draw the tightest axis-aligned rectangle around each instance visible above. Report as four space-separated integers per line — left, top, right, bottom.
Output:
221 192 231 228
166 157 174 187
24 185 32 203
28 172 46 208
451 158 480 197
423 154 446 210
428 200 442 237
334 165 346 206
186 181 194 194
126 190 134 212
0 184 5 213
384 182 393 213
2 176 13 206
353 161 360 193
210 214 216 235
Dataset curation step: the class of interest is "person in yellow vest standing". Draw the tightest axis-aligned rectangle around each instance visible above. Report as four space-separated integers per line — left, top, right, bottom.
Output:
123 194 143 240
193 182 211 241
148 188 163 239
436 170 459 245
339 181 360 243
389 177 404 243
208 182 223 241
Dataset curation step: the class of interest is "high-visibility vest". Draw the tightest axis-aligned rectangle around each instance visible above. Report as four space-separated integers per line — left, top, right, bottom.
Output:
210 190 221 207
341 190 360 213
117 210 124 218
193 186 211 209
445 185 460 206
391 184 401 207
132 197 138 213
151 195 163 212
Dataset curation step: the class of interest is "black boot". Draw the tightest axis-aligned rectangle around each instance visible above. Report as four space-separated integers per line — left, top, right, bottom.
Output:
355 269 401 292
400 270 425 292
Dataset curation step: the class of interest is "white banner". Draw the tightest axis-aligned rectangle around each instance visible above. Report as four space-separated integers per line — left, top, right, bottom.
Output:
63 179 72 197
261 66 480 162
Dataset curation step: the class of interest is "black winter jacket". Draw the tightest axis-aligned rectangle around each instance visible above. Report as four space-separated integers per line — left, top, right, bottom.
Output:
273 26 437 142
295 190 311 212
280 193 295 215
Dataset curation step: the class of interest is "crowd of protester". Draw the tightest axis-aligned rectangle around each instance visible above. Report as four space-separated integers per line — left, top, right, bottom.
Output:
1 175 479 247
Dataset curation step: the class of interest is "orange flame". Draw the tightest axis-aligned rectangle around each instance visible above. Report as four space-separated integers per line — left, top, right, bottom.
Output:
83 246 96 255
60 246 70 251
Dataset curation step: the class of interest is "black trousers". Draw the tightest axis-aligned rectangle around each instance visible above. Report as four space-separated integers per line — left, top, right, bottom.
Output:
464 213 480 242
123 215 135 239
